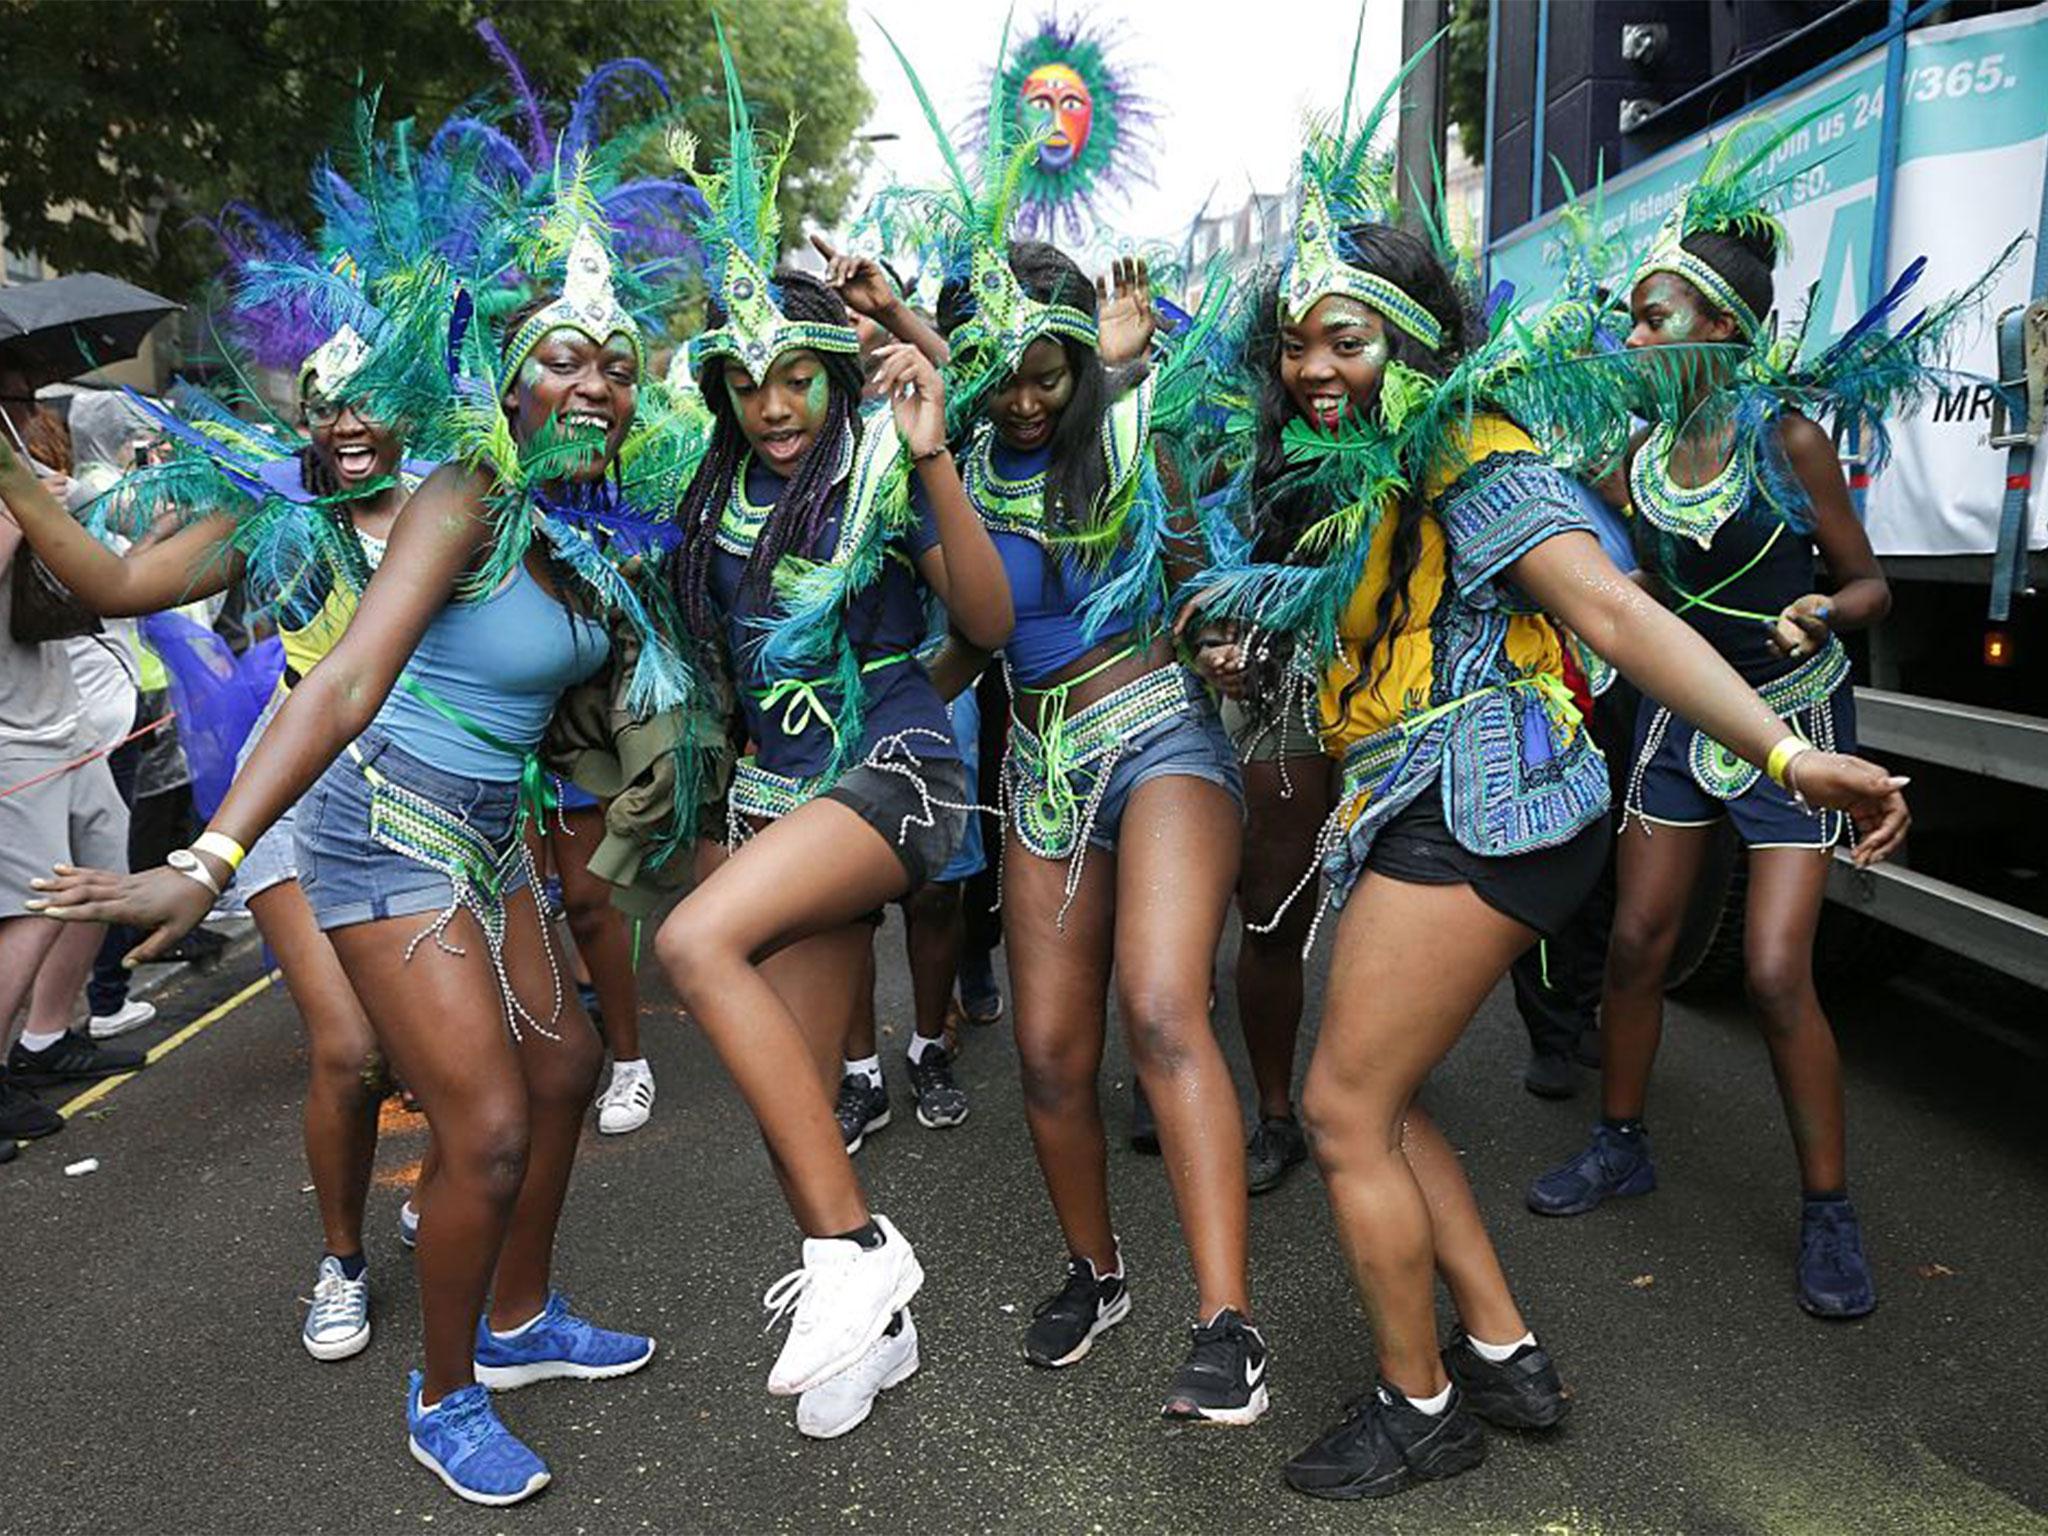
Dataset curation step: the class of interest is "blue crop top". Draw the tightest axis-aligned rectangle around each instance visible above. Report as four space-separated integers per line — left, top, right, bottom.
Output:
375 561 610 781
712 457 955 781
930 437 1137 687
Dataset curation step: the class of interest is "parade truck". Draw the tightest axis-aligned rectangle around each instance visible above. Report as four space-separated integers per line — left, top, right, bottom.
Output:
1471 0 2048 996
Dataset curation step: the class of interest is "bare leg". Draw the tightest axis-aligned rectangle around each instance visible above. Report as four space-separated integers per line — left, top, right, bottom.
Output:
1004 831 1118 1275
1113 776 1248 1318
1302 875 1535 1398
835 933 879 1067
1599 820 1714 1121
1742 847 1846 1192
1235 756 1332 1119
328 898 597 1403
0 915 64 1051
248 880 381 1257
24 918 103 1036
654 799 912 1236
551 806 641 1061
902 880 964 1043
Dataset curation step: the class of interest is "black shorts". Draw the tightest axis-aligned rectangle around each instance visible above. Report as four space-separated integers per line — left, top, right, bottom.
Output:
824 755 972 894
1364 782 1612 937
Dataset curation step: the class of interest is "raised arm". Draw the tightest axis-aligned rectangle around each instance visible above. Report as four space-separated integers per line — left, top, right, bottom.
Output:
811 234 952 367
1508 529 1907 861
0 429 236 609
873 342 1014 651
28 462 494 958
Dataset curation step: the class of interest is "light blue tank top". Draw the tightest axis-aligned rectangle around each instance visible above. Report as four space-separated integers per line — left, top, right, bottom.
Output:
374 562 609 782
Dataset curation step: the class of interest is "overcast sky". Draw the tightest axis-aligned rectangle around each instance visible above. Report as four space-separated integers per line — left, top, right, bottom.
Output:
839 0 1403 248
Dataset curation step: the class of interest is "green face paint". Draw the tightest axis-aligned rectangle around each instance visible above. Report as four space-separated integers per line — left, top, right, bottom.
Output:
519 357 546 390
1360 336 1390 368
804 369 827 422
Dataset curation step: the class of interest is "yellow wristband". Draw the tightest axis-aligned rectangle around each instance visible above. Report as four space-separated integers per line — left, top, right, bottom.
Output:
193 831 247 873
1764 734 1809 788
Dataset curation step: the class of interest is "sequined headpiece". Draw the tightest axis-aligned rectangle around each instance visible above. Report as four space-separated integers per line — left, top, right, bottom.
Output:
1280 176 1442 350
678 28 859 385
499 224 645 380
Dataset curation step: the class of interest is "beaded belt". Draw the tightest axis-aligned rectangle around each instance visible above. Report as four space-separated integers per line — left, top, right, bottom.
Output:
348 743 562 1042
1003 661 1191 866
726 727 968 854
1626 637 1851 828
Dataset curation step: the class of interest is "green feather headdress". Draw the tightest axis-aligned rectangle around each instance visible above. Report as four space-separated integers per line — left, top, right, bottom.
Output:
678 23 860 385
1634 103 1842 337
1279 17 1448 349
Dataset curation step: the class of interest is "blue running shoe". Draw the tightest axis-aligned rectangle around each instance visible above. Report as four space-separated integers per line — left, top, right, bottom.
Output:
1797 1198 1877 1318
473 1292 656 1390
1527 1125 1657 1216
407 1372 549 1506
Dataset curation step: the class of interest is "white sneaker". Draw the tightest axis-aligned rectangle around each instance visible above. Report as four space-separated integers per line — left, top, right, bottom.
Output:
303 1255 371 1361
398 1200 420 1250
88 999 156 1039
762 1213 924 1396
796 1310 920 1439
597 1059 655 1135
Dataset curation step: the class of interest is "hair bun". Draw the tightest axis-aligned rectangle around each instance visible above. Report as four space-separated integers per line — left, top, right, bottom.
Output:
1728 223 1779 265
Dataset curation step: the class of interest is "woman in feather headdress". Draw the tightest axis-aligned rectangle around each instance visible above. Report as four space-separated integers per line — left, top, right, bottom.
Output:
1528 111 2011 1321
1181 37 1913 1499
875 21 1268 1426
647 32 1011 1436
18 117 715 1502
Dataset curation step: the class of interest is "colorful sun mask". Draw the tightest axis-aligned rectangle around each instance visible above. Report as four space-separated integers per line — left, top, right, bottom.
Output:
1020 63 1093 172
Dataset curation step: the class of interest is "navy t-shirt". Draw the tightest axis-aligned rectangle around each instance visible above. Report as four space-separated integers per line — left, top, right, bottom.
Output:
711 458 955 780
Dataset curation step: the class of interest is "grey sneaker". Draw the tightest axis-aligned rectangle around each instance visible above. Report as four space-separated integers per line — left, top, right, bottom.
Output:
303 1256 371 1361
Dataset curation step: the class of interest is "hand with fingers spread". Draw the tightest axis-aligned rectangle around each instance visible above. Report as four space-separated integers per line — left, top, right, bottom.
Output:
810 233 901 322
1096 255 1156 367
870 341 949 459
25 862 218 966
1766 593 1833 660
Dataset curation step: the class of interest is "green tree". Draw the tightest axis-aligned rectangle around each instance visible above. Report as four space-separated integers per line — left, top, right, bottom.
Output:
1445 0 1489 164
0 0 871 297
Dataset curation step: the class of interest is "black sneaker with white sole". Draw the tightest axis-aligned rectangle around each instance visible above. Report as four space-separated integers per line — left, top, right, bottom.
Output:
906 1042 969 1128
7 1030 145 1087
1023 1254 1131 1367
1441 1329 1571 1429
1285 1381 1487 1501
834 1072 891 1154
1161 1308 1270 1425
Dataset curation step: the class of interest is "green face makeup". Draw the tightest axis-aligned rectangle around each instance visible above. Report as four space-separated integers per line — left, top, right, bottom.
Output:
804 369 828 421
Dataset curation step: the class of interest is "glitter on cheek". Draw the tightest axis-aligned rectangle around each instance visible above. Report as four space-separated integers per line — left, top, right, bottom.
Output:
519 358 546 391
1360 337 1390 367
805 371 827 420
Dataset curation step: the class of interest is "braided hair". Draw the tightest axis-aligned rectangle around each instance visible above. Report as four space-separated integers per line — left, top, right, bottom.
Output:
671 271 866 638
1249 223 1475 714
937 239 1109 531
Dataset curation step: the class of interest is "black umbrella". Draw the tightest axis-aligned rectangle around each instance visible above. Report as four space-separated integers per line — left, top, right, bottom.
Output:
0 273 180 382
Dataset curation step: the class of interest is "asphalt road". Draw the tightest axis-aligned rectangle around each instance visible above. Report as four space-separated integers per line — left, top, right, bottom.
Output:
5 919 2046 1536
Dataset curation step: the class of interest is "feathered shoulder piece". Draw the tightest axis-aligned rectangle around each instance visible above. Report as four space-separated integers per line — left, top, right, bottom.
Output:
676 22 860 387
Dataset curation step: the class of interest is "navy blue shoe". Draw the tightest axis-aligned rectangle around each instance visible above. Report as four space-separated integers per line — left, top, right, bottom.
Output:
1527 1125 1656 1216
474 1293 655 1389
1797 1198 1877 1318
407 1373 549 1506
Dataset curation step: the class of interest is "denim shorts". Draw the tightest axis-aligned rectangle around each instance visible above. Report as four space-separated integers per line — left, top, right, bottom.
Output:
1632 684 1856 850
294 726 531 932
1008 668 1244 859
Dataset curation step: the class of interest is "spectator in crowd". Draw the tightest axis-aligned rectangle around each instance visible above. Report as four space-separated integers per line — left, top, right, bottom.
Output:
0 369 147 1160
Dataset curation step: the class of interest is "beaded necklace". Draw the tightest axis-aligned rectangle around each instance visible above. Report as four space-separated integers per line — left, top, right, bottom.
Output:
1628 421 1751 547
960 423 1052 541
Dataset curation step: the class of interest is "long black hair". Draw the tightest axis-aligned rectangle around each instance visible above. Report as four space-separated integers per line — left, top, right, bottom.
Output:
670 270 867 638
1249 223 1475 708
937 239 1109 531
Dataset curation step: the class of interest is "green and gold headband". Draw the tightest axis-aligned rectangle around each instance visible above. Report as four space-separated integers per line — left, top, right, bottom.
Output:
1639 211 1762 337
499 224 645 381
686 243 861 385
1279 177 1442 351
951 241 1098 372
